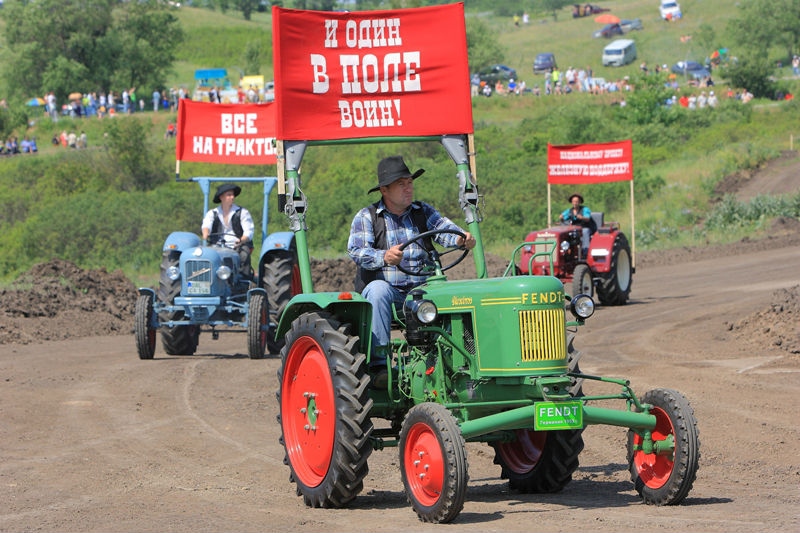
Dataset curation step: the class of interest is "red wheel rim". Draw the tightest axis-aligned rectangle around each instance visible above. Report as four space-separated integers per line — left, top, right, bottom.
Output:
291 264 302 295
281 336 336 487
632 406 676 488
495 429 546 473
403 421 445 507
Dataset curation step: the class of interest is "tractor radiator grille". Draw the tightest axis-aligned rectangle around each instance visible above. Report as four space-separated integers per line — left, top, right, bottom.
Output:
184 260 213 296
518 308 566 362
185 260 212 282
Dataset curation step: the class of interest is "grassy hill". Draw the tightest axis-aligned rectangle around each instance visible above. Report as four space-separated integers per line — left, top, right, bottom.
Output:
1 1 799 287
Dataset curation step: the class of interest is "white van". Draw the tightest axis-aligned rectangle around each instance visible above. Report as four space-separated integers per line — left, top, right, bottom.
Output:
602 39 637 67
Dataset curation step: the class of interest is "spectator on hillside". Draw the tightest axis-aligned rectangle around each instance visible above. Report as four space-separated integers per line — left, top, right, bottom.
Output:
152 89 160 112
5 137 19 154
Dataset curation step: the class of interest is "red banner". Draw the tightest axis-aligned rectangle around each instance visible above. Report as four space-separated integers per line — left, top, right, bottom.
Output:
272 4 473 140
176 100 277 165
547 140 633 184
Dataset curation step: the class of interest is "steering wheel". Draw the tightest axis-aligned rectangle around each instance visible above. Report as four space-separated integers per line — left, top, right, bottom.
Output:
207 232 246 249
395 228 469 277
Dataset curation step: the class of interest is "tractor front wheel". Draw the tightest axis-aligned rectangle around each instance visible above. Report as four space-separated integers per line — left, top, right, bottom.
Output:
277 312 373 508
247 293 268 359
627 388 700 505
399 402 468 524
572 263 593 299
157 251 199 355
134 293 156 360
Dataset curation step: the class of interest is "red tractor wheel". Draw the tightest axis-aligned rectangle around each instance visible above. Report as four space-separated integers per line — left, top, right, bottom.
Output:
572 263 594 299
277 312 373 508
627 388 700 505
399 403 468 523
597 233 632 305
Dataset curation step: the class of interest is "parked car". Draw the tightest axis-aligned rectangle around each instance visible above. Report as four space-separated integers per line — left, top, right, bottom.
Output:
659 0 681 20
533 53 558 74
671 61 710 81
475 64 517 85
572 3 609 17
619 18 643 32
593 23 623 39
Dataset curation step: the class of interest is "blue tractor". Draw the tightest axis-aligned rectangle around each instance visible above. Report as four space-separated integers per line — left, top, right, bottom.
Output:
135 177 300 359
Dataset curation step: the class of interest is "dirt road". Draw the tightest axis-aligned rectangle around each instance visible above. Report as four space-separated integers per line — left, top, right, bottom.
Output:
1 235 798 532
2 151 800 532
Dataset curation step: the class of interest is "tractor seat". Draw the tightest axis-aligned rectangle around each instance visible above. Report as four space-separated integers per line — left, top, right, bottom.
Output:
591 212 606 234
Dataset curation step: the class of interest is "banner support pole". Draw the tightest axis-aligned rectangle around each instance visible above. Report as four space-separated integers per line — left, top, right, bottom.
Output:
630 179 636 269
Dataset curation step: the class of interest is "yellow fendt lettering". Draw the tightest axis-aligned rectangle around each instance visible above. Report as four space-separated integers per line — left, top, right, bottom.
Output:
526 291 565 305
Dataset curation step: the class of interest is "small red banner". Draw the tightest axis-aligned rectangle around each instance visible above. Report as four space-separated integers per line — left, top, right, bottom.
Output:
272 3 473 140
547 140 633 184
176 100 277 165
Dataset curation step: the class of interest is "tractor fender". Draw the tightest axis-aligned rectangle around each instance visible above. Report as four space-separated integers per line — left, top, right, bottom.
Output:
163 231 201 253
138 287 156 298
276 291 372 349
246 287 267 300
587 230 621 274
261 231 295 256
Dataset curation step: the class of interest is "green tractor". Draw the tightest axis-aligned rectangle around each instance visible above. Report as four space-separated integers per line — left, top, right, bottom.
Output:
273 136 700 523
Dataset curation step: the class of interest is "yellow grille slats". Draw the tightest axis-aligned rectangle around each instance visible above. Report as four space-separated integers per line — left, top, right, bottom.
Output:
519 308 566 361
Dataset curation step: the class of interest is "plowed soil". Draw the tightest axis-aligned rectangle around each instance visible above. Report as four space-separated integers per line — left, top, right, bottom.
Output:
1 154 799 532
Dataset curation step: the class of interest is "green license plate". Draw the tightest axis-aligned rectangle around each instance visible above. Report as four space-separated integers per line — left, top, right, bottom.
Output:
534 400 583 431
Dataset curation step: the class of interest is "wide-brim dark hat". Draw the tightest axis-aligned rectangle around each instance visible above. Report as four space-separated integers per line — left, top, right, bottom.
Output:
568 193 584 204
368 155 425 193
213 183 241 203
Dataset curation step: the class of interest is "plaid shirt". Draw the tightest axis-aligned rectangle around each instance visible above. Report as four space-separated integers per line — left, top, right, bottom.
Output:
347 200 463 288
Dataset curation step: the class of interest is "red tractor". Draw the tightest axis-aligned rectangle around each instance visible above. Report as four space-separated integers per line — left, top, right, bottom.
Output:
517 211 633 305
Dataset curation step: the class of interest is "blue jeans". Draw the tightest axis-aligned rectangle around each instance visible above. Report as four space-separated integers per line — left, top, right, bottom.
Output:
362 280 407 366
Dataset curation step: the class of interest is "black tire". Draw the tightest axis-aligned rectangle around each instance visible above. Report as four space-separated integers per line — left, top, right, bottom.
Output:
277 312 373 509
399 403 468 523
157 250 199 355
247 293 268 359
263 250 300 354
572 263 594 299
627 388 700 505
492 334 585 493
135 293 156 360
597 232 632 306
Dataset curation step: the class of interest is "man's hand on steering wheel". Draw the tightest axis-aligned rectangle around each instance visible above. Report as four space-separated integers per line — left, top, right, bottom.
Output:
394 228 471 277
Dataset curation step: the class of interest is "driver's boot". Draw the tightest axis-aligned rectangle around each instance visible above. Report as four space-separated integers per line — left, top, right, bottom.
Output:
370 346 390 389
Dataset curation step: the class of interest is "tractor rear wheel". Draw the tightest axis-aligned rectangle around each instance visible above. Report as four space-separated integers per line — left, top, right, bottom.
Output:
157 251 199 355
399 403 468 524
277 312 373 509
572 263 593 299
263 250 301 354
627 388 700 505
597 232 632 305
247 293 268 359
492 333 585 493
135 293 156 360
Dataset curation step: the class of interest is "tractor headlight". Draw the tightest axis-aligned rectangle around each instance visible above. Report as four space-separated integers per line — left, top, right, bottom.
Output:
411 299 438 324
167 265 180 281
570 294 595 319
560 240 570 253
216 265 232 280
